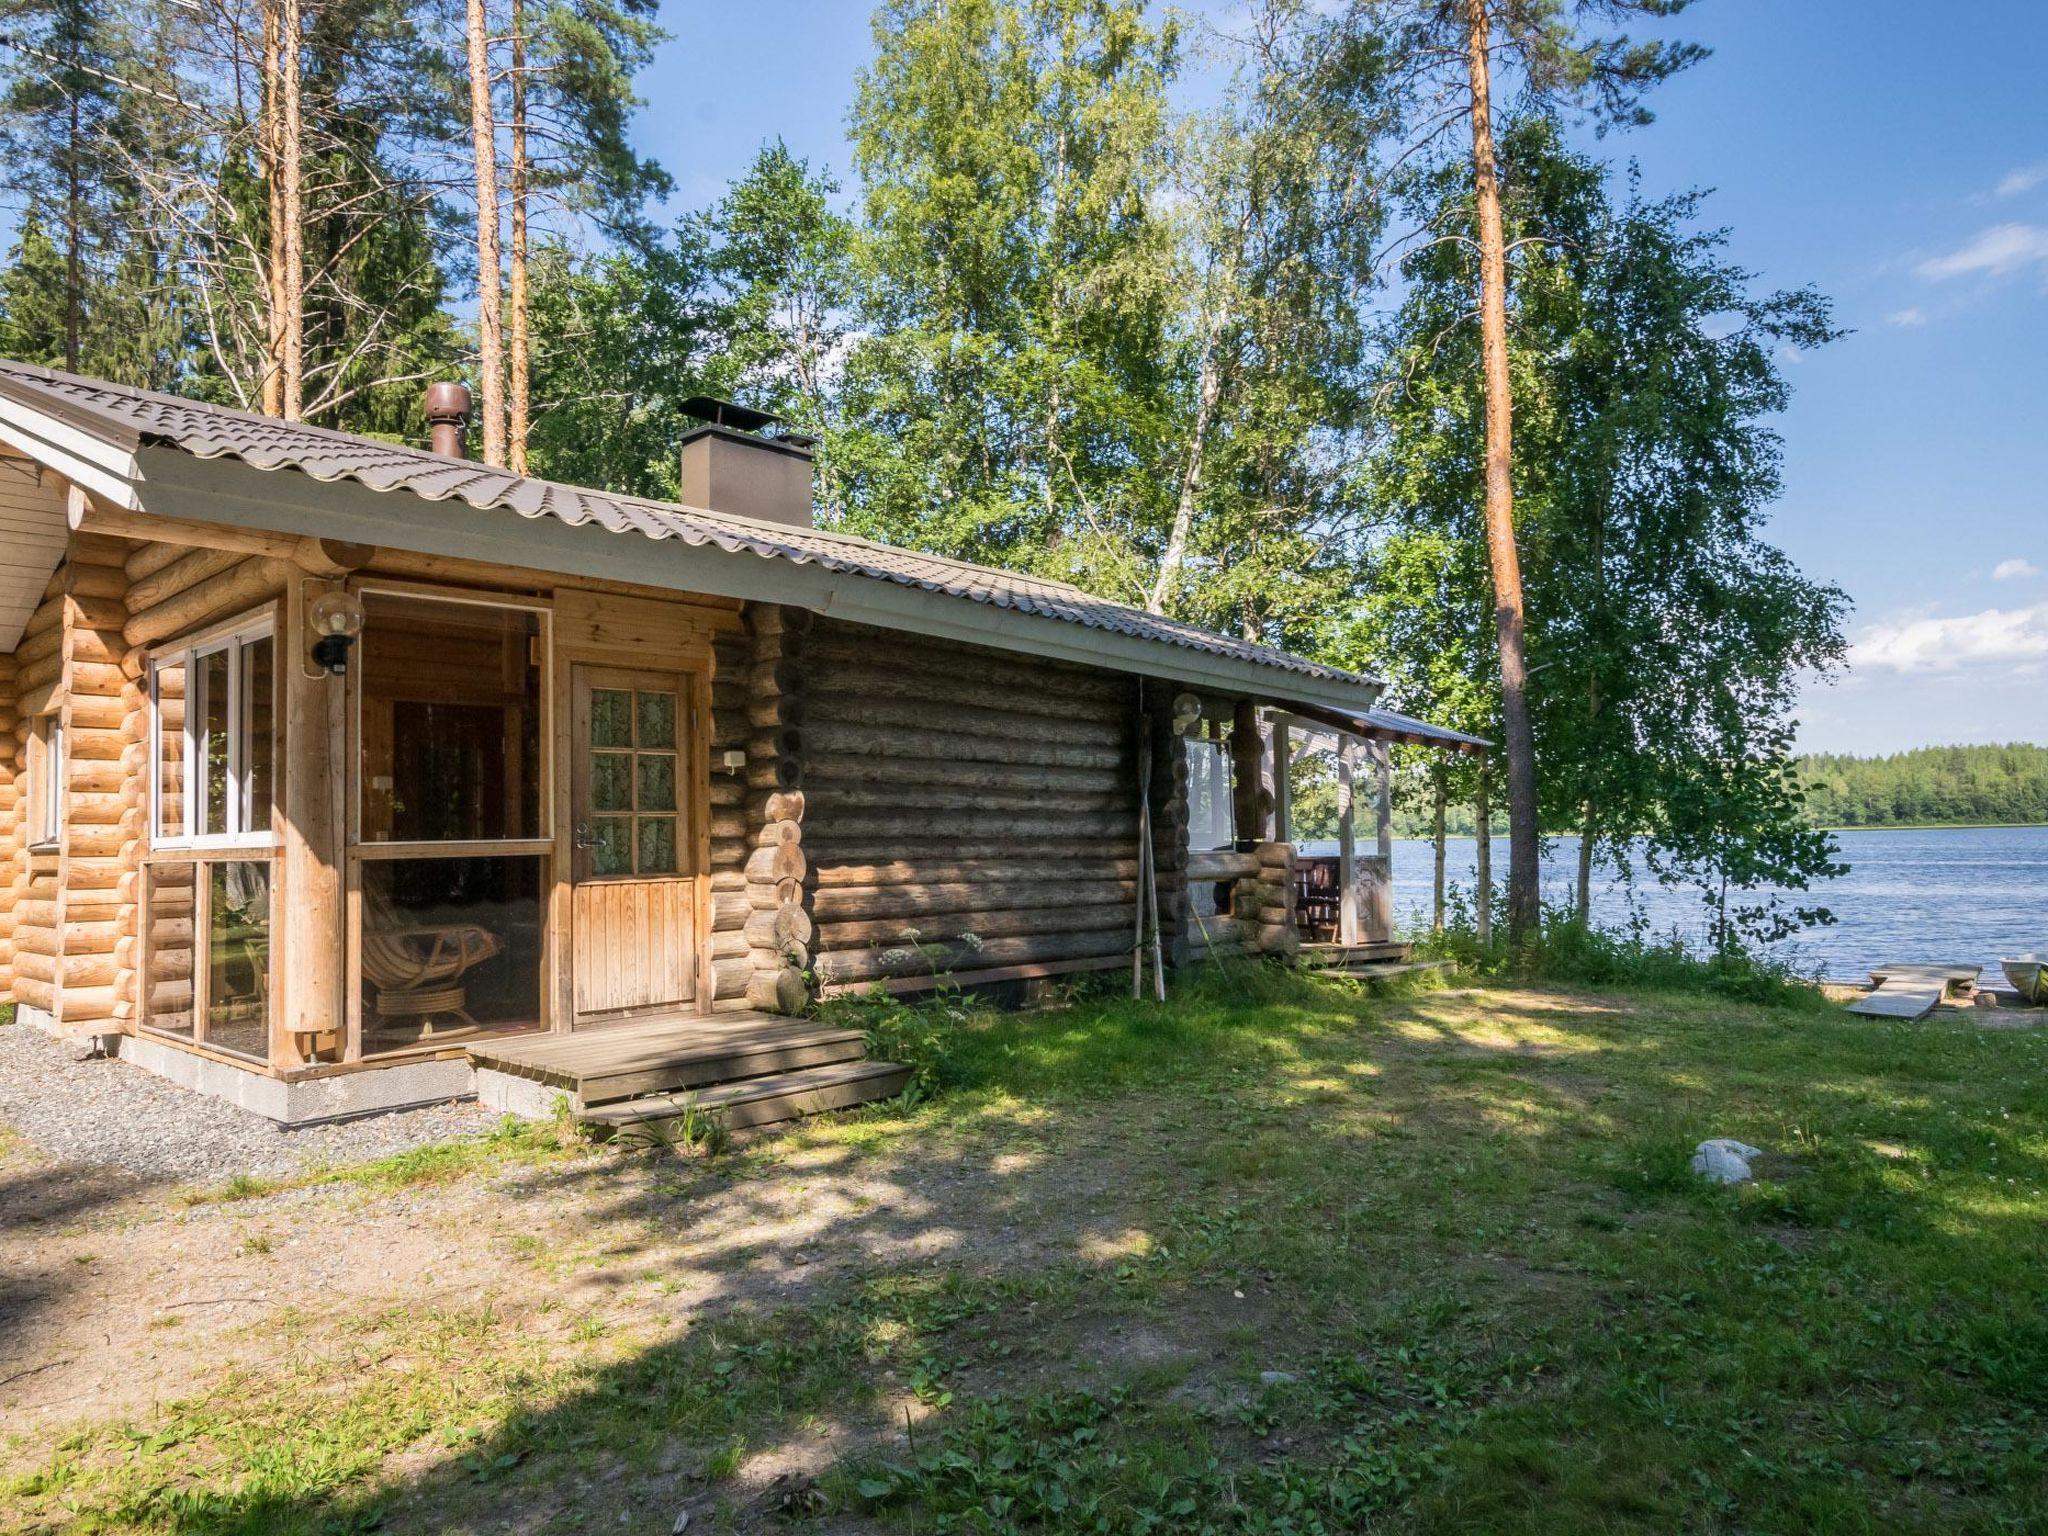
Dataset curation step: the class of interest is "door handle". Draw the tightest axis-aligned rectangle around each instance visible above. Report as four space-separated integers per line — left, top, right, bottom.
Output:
573 821 598 850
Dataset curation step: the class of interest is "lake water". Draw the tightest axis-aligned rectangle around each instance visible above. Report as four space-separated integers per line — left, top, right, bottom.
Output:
1314 826 2048 983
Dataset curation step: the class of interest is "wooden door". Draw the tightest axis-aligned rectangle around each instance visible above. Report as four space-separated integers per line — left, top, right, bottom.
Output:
569 665 696 1021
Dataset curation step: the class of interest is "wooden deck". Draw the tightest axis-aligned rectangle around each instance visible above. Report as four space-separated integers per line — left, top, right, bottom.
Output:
468 1011 906 1126
1849 962 1983 1020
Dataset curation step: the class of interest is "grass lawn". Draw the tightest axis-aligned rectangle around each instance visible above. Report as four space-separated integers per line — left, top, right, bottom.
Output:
4 970 2046 1532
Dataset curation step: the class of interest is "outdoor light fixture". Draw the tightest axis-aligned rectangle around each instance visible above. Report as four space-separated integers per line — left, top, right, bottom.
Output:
309 589 365 675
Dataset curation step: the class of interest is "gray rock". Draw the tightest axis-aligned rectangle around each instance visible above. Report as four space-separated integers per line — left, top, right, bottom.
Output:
1258 1370 1298 1386
1691 1138 1762 1185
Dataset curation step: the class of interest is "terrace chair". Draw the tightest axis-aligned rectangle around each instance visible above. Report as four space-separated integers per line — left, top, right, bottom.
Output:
361 885 502 1044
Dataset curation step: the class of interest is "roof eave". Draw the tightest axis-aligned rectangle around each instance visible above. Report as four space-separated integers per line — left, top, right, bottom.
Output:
130 445 1387 712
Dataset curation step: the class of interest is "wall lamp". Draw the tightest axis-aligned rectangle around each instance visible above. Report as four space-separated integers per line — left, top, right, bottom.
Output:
310 589 366 675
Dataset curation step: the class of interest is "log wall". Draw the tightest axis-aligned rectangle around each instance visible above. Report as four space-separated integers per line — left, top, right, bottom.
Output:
0 652 18 995
801 619 1150 994
8 570 67 1023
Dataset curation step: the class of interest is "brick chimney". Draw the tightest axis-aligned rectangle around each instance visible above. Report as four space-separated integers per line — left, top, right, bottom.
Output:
677 396 815 528
424 382 473 459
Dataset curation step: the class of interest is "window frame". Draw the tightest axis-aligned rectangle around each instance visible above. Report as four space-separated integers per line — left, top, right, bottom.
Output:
348 581 554 853
26 713 62 852
148 607 279 852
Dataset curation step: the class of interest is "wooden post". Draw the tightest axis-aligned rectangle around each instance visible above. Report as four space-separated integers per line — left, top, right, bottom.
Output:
278 576 347 1064
1270 717 1290 844
1336 741 1358 947
1230 698 1268 848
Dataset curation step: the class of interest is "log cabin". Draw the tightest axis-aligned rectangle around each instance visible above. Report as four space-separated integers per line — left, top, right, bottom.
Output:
0 361 1482 1127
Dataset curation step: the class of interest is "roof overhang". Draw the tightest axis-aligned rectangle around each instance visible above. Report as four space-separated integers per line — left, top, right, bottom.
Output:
1276 700 1489 755
127 446 1392 714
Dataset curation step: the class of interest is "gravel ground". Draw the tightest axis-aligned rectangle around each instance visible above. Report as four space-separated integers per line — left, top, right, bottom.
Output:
0 1018 490 1182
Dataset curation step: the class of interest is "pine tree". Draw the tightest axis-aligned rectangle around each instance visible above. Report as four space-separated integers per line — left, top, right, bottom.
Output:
0 208 72 364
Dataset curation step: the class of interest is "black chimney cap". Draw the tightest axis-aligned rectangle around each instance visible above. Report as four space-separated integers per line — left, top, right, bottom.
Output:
679 396 782 435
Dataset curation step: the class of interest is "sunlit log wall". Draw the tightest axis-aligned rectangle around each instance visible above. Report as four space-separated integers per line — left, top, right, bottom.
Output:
796 618 1171 996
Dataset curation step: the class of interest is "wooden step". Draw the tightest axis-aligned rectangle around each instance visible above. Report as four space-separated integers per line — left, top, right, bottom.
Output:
581 1059 914 1133
469 1014 871 1105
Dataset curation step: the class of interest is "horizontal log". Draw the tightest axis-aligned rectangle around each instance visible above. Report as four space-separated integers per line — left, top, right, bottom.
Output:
67 594 128 634
812 878 1136 924
15 624 61 668
710 955 754 1000
124 557 289 648
62 953 119 989
55 985 117 1023
710 928 751 961
711 890 749 930
748 725 802 761
806 693 1129 750
10 976 54 1009
745 757 803 792
806 811 1136 843
746 693 805 729
745 877 804 911
803 721 1123 773
743 904 815 950
818 903 1133 948
126 546 244 614
66 563 130 601
811 856 1139 888
746 790 806 824
804 753 1124 797
814 928 1129 985
808 783 1130 820
746 965 810 1014
742 842 806 885
749 604 812 640
806 627 1130 703
747 658 801 695
1188 849 1260 881
125 540 189 583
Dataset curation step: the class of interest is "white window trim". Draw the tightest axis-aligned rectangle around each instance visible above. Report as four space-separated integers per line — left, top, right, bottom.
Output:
150 613 278 852
27 714 62 852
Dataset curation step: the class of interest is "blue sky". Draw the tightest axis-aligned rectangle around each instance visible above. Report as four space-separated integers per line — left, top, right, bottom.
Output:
633 1 2048 757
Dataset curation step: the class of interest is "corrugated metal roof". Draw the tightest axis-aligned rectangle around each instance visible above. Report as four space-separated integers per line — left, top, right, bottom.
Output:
0 359 1380 692
1282 699 1490 753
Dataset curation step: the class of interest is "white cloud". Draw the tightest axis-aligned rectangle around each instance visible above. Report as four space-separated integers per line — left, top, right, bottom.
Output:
1994 557 2041 581
1916 222 2048 281
1884 307 1927 327
1996 163 2048 198
1851 602 2048 674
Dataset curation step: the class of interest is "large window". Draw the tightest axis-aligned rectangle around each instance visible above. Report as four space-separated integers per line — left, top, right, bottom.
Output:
150 618 275 846
1185 724 1235 852
143 610 277 1061
353 591 549 1057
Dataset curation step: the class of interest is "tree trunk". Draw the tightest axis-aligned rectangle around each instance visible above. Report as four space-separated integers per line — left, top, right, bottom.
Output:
507 0 530 474
261 0 284 415
1475 762 1492 946
1463 0 1541 947
1431 774 1447 934
63 89 81 372
277 0 304 420
1575 806 1594 917
465 0 507 466
1148 309 1224 615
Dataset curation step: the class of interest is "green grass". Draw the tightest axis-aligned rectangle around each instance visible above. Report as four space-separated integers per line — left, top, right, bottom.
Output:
174 1113 583 1206
7 969 2048 1532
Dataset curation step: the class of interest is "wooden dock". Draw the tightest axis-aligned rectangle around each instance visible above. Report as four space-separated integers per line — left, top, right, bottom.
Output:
1847 962 1982 1020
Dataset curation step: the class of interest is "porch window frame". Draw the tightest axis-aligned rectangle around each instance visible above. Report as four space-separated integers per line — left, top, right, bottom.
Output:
343 580 556 1064
136 851 277 1067
147 606 280 853
347 580 555 853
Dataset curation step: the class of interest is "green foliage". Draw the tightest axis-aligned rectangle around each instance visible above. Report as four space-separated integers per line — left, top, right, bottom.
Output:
521 236 719 497
1363 118 1848 944
1416 895 1833 1010
841 0 1178 588
1798 742 2048 828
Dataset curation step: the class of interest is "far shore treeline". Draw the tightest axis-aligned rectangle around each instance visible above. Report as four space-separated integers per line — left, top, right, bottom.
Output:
1375 743 2048 838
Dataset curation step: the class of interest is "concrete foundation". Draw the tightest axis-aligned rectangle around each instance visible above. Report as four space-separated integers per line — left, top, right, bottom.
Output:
115 1032 478 1125
475 1066 574 1121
